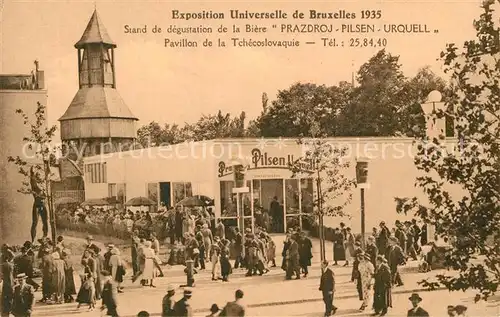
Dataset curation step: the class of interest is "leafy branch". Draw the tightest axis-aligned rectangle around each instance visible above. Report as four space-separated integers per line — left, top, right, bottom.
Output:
395 0 500 301
7 102 59 196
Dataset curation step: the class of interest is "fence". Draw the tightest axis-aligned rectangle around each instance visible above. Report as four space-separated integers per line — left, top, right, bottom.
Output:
53 190 85 202
55 215 168 241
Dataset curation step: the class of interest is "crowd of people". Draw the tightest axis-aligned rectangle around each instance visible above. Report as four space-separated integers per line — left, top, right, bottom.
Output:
319 219 455 316
0 234 129 316
129 204 314 283
56 205 158 238
0 207 470 317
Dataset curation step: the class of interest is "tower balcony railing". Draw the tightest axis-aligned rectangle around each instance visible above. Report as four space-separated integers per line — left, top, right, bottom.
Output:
53 190 85 203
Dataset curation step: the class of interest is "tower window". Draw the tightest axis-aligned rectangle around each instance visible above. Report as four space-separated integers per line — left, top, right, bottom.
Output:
85 162 107 183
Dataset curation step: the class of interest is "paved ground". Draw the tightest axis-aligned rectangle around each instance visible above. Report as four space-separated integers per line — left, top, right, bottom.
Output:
28 234 499 316
31 261 499 317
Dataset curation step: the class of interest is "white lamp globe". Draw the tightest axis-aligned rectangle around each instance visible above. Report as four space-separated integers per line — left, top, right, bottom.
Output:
426 90 442 103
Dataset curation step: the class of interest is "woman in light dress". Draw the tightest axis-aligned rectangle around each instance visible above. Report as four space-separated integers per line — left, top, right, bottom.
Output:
51 252 66 304
357 252 375 311
210 237 221 280
109 247 124 293
139 240 161 287
187 213 196 236
201 224 213 250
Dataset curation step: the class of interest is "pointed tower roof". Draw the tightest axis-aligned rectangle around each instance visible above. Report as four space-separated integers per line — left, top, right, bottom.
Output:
75 9 116 48
59 87 138 121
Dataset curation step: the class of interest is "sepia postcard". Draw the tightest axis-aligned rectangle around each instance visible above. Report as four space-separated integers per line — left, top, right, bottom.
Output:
0 0 499 316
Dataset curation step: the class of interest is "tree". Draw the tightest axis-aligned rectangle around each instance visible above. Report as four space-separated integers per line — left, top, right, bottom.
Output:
399 66 449 137
7 102 59 243
187 110 246 141
136 122 188 147
338 49 408 136
136 110 247 145
256 83 352 137
395 0 500 301
289 133 356 261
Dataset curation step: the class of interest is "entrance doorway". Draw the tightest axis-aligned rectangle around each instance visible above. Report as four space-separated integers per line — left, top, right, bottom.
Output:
254 179 284 233
159 182 171 208
218 178 314 235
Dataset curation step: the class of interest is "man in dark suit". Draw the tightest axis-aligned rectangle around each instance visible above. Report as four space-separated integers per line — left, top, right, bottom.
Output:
219 289 245 316
11 273 35 317
173 288 193 317
100 270 118 316
373 256 392 316
319 260 337 316
407 293 429 317
270 196 281 233
298 231 313 277
286 234 301 280
161 284 176 317
377 222 390 257
366 236 379 268
387 238 405 287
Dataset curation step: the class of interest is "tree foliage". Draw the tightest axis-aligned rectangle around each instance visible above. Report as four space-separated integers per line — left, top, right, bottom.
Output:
6 102 59 242
138 50 449 141
256 83 352 137
395 0 500 301
136 122 190 147
289 138 355 219
7 102 58 196
136 110 247 147
188 110 246 141
253 50 449 138
339 50 407 136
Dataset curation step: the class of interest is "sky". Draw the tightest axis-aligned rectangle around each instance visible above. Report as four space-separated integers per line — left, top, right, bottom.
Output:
0 0 485 129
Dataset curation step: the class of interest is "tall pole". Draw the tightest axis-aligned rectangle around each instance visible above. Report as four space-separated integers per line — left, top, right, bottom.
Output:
44 160 56 244
360 188 366 249
316 174 326 261
238 192 244 232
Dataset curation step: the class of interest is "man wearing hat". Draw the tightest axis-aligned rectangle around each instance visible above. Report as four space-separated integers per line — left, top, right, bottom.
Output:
366 236 379 267
206 304 220 317
373 255 392 316
298 231 313 277
1 247 15 316
378 222 390 257
100 270 118 316
11 273 35 317
173 287 193 317
319 260 337 316
233 227 245 269
161 284 176 316
407 293 429 316
387 237 405 287
453 305 467 316
83 235 101 256
40 244 54 303
15 241 39 292
285 233 301 280
395 221 408 255
103 244 115 272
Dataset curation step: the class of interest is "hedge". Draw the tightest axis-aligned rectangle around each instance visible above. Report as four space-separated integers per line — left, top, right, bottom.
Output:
56 216 168 241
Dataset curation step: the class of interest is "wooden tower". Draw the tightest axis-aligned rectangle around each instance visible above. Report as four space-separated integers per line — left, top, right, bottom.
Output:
59 9 138 157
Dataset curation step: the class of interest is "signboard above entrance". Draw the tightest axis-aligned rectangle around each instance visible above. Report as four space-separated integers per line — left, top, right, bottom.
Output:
218 148 293 177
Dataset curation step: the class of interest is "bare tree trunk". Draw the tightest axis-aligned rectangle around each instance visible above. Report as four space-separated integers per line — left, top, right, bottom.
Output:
44 160 56 244
316 173 326 262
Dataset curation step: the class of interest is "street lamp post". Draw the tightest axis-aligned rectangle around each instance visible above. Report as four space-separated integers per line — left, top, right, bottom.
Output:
420 90 446 139
231 159 249 233
355 158 369 249
420 90 446 243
